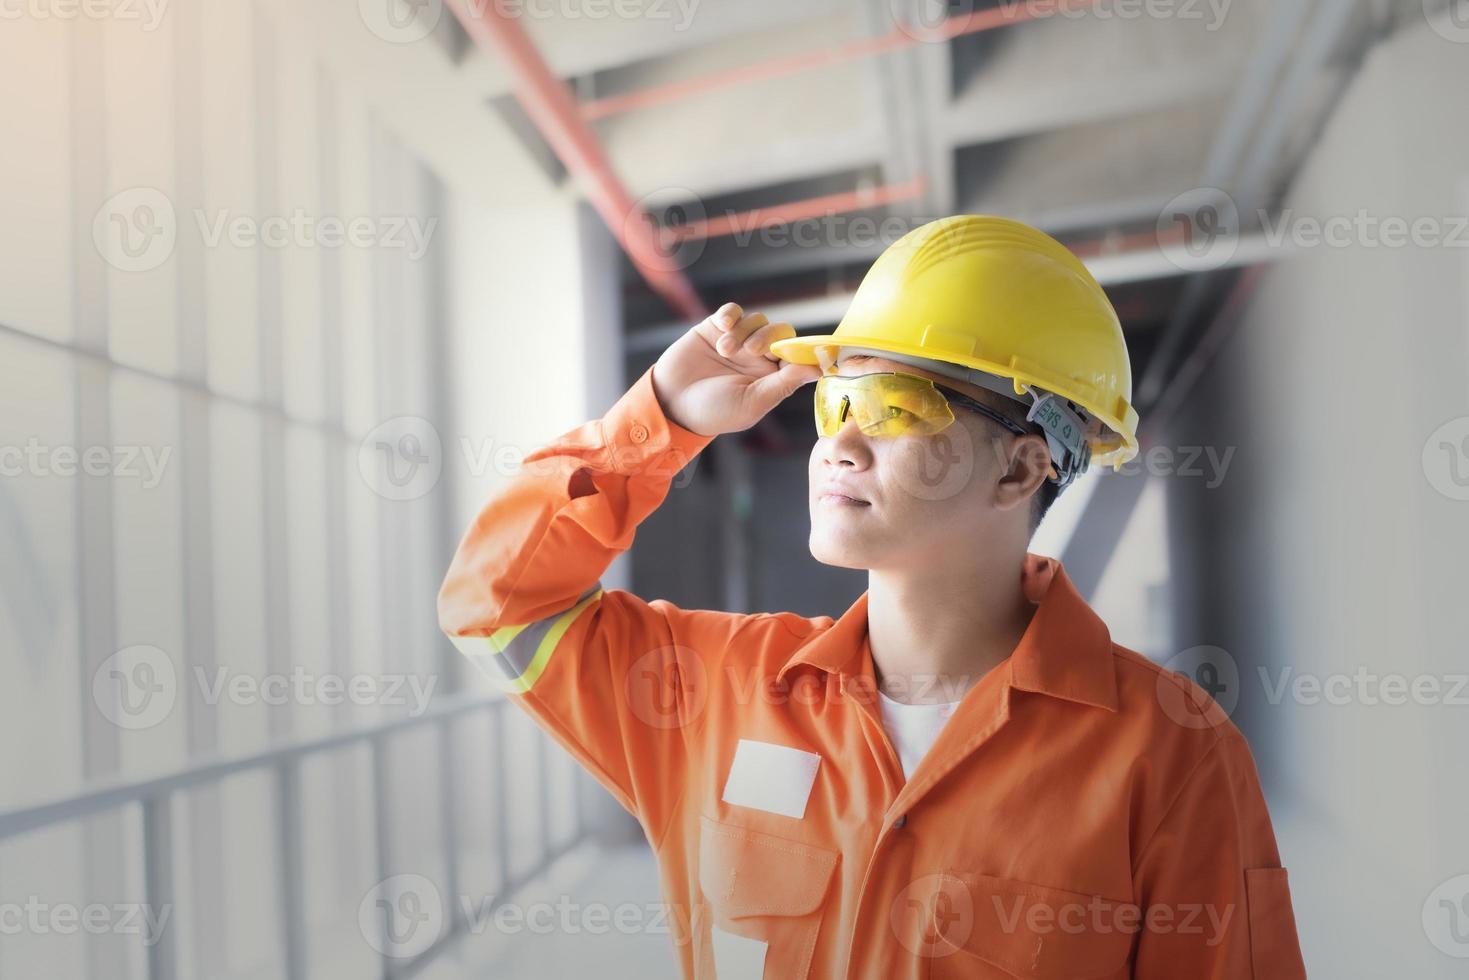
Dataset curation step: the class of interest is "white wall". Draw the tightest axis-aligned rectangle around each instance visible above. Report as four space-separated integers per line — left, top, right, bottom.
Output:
442 193 633 848
442 197 601 531
0 2 614 977
1162 13 1469 977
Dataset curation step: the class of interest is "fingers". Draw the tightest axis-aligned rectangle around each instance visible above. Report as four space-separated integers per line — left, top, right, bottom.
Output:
742 320 797 358
748 360 823 409
714 312 797 361
704 302 800 364
705 301 743 346
714 310 766 357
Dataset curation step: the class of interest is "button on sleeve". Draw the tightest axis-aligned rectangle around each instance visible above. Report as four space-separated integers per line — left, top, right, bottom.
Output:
600 364 714 475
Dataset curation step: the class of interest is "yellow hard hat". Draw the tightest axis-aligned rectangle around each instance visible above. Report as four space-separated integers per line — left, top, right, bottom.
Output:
768 215 1140 473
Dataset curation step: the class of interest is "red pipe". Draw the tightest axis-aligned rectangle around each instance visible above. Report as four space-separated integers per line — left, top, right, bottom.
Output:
668 176 929 243
580 0 1101 121
445 0 708 321
1070 223 1189 260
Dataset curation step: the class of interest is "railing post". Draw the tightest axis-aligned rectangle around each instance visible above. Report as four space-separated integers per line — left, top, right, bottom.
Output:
0 695 501 980
535 729 551 866
370 733 393 980
141 795 177 980
490 703 511 893
275 760 307 980
438 717 460 936
572 758 585 843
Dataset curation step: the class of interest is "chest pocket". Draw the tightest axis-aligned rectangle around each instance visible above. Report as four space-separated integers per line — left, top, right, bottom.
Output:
695 815 839 980
925 872 1134 980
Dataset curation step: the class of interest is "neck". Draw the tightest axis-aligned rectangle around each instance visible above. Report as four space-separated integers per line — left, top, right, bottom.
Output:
866 544 1036 705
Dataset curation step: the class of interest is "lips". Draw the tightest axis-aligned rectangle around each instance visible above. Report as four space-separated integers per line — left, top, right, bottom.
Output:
817 484 870 505
819 495 869 507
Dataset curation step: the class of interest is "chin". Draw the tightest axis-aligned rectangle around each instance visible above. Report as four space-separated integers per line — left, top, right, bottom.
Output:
808 528 875 570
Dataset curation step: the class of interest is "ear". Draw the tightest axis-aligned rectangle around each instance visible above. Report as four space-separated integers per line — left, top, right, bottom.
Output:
992 432 1052 513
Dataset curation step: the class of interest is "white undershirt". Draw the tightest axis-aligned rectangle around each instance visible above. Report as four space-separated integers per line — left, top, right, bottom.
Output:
877 689 962 781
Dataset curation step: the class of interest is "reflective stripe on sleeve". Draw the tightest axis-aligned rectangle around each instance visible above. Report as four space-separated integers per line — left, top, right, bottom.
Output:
448 584 604 694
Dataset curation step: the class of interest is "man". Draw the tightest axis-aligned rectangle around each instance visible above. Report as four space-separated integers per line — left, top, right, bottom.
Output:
438 216 1307 978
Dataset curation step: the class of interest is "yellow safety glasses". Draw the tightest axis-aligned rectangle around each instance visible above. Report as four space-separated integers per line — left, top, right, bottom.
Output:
813 372 1033 440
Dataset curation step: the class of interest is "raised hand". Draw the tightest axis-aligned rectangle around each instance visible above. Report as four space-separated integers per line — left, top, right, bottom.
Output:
650 302 823 437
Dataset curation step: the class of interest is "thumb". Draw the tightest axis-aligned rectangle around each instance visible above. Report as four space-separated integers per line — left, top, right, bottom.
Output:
747 361 822 411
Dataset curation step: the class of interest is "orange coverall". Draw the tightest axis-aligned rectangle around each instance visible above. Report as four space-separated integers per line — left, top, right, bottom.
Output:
438 364 1308 979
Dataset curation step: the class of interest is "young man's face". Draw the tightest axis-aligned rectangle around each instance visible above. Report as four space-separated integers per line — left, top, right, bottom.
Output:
806 353 1048 570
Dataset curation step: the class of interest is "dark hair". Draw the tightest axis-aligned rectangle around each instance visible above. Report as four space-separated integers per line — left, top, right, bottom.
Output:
1031 477 1062 536
964 386 1063 536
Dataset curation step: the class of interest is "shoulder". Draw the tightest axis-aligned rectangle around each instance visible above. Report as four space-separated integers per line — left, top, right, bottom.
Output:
632 597 834 669
732 609 838 667
1104 641 1257 802
1109 641 1244 741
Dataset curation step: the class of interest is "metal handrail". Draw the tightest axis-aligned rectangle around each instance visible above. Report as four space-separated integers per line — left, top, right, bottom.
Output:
0 693 493 841
0 690 594 980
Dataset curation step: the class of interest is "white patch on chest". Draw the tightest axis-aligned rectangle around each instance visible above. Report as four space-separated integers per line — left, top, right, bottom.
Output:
721 738 821 819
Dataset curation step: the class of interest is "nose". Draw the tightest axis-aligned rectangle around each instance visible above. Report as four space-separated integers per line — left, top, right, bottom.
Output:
819 413 871 469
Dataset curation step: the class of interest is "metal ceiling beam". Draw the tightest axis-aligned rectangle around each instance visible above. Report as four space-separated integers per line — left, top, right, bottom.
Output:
945 58 1239 150
680 194 1185 288
860 0 954 219
1232 0 1363 213
579 0 1099 121
1138 0 1359 407
1201 0 1316 191
668 176 929 243
444 0 707 321
629 229 1282 353
1062 0 1366 586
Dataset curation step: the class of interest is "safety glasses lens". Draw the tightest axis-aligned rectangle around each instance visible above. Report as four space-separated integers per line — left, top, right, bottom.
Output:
813 374 954 438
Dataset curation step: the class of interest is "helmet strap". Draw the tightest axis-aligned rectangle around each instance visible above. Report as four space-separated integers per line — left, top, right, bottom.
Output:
1025 393 1091 489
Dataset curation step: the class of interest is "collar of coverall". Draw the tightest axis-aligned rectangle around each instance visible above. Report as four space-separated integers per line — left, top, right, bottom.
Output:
775 553 1119 713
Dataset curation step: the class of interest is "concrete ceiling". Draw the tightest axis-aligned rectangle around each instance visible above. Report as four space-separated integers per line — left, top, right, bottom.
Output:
255 0 1399 572
271 0 1390 409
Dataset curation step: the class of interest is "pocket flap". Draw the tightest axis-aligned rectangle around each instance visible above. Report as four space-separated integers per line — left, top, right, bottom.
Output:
934 872 1135 979
699 815 839 918
1245 867 1307 979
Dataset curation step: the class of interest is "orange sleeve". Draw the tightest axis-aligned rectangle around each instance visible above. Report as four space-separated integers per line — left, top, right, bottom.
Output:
1130 733 1308 978
437 364 750 846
